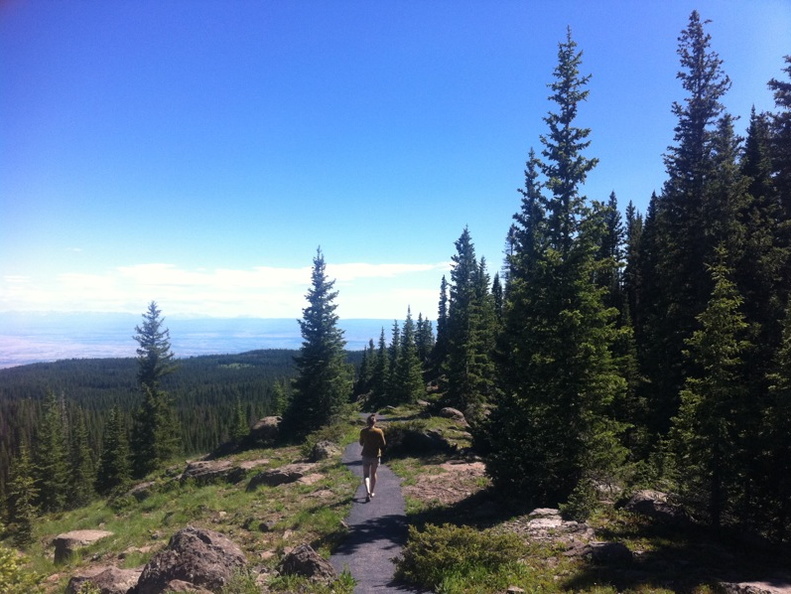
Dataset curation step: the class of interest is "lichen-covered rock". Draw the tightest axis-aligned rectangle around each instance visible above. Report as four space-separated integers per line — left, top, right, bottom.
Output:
310 440 340 461
136 527 246 594
66 566 141 594
53 530 114 564
279 543 337 582
247 463 316 491
180 460 245 485
620 489 691 526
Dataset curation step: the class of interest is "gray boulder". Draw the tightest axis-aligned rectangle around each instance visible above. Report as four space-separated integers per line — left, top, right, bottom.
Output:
620 489 691 526
66 566 142 594
579 541 633 565
53 530 114 564
439 407 467 424
247 463 316 491
180 460 245 485
310 440 340 462
279 543 337 582
136 527 247 594
244 416 281 446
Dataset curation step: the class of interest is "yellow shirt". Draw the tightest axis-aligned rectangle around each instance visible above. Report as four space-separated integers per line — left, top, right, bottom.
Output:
359 426 386 458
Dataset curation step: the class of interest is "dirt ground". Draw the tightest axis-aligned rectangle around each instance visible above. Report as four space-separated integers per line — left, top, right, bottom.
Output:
402 459 489 507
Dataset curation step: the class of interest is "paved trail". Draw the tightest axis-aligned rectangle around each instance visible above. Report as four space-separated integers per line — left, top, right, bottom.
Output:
330 440 418 593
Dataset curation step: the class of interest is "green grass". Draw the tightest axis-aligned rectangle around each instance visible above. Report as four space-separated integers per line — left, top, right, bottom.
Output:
5 416 362 593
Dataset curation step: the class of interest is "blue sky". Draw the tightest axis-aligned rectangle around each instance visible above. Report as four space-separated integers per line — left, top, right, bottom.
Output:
2 0 789 321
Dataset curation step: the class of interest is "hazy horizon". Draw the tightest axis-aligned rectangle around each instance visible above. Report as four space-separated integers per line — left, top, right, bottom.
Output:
0 311 405 369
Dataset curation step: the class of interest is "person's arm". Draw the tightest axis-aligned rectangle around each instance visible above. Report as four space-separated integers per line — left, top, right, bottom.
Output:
359 429 365 446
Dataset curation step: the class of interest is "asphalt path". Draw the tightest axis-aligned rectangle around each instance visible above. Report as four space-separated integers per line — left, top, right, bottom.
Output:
330 437 419 593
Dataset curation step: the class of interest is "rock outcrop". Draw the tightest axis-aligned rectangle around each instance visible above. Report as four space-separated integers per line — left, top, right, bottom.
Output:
279 543 337 582
310 440 340 462
247 463 316 491
619 489 691 526
136 527 247 594
53 530 114 564
65 566 142 594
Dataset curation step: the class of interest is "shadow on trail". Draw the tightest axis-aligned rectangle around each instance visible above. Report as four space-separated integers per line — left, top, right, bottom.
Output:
333 512 408 557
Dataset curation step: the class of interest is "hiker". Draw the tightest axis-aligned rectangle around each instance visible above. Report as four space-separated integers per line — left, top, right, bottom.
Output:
359 413 386 502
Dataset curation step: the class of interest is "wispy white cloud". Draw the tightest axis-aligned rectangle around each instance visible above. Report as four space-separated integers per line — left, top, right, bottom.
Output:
0 262 450 319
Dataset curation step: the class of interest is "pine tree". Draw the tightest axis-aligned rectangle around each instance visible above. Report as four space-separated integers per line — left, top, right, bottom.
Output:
95 406 131 496
369 328 390 408
133 301 175 389
768 55 791 218
130 302 181 477
390 309 426 405
669 253 751 530
442 228 496 416
33 391 70 513
641 11 733 436
385 320 402 402
432 275 450 375
415 313 435 366
69 409 95 508
762 302 791 541
281 248 353 440
490 29 626 507
5 443 37 548
232 398 249 443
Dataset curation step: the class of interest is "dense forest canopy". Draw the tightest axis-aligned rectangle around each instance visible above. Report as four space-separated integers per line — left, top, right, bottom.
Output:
3 11 791 545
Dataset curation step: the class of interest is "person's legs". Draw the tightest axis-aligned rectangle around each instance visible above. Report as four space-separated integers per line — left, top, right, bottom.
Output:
368 458 380 497
361 459 372 500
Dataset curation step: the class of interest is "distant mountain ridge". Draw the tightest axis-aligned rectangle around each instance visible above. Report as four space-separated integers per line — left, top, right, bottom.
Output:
0 312 399 369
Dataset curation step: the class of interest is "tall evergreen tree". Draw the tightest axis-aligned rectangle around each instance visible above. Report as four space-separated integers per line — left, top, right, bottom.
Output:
641 11 733 436
133 301 175 389
415 313 435 366
432 275 450 375
130 302 181 477
761 302 791 541
33 391 69 513
69 409 95 508
95 407 131 496
442 228 496 416
5 443 37 548
369 328 390 408
392 308 426 404
280 248 353 439
669 254 751 530
490 29 626 507
768 55 791 219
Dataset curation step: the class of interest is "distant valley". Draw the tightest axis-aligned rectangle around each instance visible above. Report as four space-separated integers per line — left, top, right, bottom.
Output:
0 312 395 368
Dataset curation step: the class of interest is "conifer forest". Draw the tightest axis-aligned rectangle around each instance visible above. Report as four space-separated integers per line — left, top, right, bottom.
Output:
3 11 791 545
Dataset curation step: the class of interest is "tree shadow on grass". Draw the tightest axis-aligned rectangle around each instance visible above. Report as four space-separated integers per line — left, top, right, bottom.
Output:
563 515 791 593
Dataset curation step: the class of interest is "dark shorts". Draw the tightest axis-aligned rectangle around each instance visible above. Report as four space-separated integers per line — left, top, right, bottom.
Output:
361 455 380 467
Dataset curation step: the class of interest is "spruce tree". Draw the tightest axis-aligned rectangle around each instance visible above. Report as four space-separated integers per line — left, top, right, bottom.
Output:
130 302 181 477
69 409 95 508
762 302 791 541
6 443 37 548
669 253 751 530
369 328 390 408
442 229 496 416
134 301 175 389
768 55 791 219
281 248 353 440
392 308 426 404
641 11 732 436
490 29 626 507
33 391 70 513
95 406 131 496
432 275 450 375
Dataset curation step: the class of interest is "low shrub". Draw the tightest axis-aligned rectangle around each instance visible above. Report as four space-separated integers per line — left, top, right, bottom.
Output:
394 523 527 592
0 544 45 594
